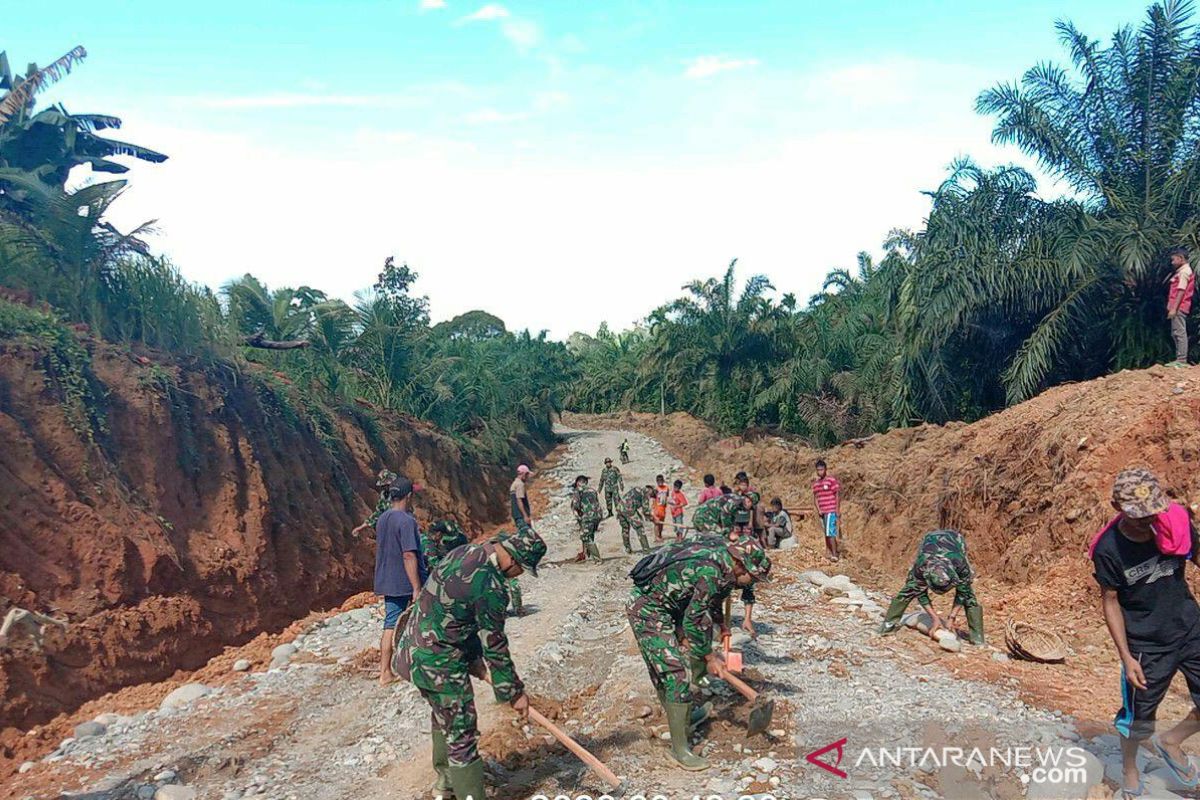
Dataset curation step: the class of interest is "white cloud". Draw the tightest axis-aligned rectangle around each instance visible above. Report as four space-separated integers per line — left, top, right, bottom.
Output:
684 56 761 79
533 90 569 111
463 108 528 124
419 0 446 8
501 20 541 50
459 3 508 23
188 93 392 109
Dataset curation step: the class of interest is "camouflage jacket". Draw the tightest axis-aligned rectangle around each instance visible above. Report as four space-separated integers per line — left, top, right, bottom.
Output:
425 520 470 570
571 487 603 525
395 543 522 701
631 540 737 659
363 489 390 529
691 495 735 533
895 530 977 609
599 465 624 494
618 487 651 521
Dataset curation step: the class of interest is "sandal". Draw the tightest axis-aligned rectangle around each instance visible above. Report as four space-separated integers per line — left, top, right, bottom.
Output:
1121 778 1144 799
1153 735 1200 788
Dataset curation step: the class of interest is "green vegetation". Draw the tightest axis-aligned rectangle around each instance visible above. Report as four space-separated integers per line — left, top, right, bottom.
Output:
0 47 572 463
567 3 1200 445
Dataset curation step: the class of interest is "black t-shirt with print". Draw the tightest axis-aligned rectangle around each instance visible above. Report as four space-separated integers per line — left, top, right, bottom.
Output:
1092 522 1200 653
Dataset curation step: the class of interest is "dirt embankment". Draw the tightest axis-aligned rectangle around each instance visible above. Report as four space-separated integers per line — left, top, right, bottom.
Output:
0 336 549 747
565 364 1200 717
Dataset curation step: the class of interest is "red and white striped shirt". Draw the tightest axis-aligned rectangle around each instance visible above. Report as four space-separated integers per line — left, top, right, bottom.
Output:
812 476 840 514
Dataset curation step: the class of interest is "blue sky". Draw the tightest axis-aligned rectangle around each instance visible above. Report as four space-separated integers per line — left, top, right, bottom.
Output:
9 0 1140 337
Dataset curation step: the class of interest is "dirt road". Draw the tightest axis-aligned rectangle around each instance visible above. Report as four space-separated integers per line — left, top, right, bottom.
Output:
8 426 1127 800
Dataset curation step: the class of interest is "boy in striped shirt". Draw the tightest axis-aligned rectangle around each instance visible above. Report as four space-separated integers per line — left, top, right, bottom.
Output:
812 460 841 562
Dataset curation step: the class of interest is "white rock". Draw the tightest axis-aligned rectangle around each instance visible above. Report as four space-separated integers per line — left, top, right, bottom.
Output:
778 537 798 550
160 684 211 710
799 570 830 586
233 659 251 672
753 757 778 772
74 720 106 738
93 713 122 726
18 761 33 774
154 770 178 782
155 787 197 800
270 643 298 667
936 633 962 653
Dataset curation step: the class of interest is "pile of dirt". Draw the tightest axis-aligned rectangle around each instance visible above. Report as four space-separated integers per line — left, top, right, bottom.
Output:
564 363 1200 719
0 332 551 761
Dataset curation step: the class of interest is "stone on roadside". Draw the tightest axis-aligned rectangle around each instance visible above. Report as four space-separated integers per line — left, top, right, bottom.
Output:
233 659 251 672
137 785 157 800
753 757 778 773
778 537 798 550
73 721 106 739
18 761 33 774
160 684 211 711
155 787 197 800
799 570 830 586
154 770 178 782
93 712 123 726
270 643 298 668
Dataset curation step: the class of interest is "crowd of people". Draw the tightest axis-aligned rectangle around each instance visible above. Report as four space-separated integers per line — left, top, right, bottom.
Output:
357 431 1200 800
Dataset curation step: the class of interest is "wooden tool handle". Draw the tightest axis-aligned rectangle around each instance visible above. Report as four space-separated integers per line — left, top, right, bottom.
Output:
477 674 622 789
526 706 622 789
720 669 759 702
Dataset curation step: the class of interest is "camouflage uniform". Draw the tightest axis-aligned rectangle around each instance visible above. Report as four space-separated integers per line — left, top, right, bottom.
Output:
571 486 603 552
617 487 653 553
880 529 983 643
490 530 525 614
425 520 469 572
362 469 397 528
599 464 625 516
396 523 545 769
691 495 735 535
625 540 737 704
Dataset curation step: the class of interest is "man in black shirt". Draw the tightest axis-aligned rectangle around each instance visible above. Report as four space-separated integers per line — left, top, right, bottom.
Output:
1092 467 1200 796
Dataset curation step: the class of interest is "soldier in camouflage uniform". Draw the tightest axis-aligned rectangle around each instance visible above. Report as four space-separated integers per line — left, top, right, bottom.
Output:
490 530 526 616
616 485 655 554
395 521 546 800
571 475 604 562
599 458 625 517
625 536 772 770
425 519 470 572
691 493 735 535
352 469 397 535
879 529 984 644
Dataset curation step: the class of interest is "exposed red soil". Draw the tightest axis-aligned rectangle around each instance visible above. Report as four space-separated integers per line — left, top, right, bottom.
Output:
564 363 1200 727
0 333 552 772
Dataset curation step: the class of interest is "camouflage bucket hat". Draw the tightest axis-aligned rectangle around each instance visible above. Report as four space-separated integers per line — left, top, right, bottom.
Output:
923 555 955 593
500 523 547 577
375 469 398 488
729 537 772 581
1113 467 1170 519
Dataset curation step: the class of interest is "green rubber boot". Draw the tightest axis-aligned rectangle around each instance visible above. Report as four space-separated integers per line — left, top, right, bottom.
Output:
447 759 486 800
638 532 651 552
587 543 602 562
689 700 714 732
966 605 985 645
664 701 709 770
431 730 453 796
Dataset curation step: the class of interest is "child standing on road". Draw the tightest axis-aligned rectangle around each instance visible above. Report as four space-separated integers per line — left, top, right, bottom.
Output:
669 479 688 540
653 474 669 542
812 460 841 562
698 474 722 504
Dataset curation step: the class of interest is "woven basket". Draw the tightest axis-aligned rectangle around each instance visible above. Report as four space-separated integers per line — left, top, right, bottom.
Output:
1005 619 1067 663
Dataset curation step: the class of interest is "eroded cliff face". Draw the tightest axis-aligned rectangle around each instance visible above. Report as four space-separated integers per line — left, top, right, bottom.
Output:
0 338 544 735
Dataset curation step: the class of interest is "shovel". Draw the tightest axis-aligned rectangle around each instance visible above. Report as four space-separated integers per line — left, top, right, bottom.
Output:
718 666 775 737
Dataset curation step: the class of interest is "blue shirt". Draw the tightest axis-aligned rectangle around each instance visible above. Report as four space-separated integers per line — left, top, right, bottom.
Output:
374 508 427 596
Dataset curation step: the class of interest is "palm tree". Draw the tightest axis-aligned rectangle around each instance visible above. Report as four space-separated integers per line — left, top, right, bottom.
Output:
976 1 1200 398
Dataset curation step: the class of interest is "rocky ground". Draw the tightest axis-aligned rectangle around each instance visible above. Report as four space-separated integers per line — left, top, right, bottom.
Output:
4 426 1191 799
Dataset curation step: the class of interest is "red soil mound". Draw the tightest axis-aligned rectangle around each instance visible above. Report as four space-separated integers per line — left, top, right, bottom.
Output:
0 335 548 759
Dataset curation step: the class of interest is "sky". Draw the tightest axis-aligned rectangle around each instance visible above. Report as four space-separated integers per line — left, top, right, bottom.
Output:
9 1 1139 338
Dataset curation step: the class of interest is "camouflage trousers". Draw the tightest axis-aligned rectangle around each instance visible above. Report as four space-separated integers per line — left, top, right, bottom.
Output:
617 513 651 553
604 490 619 516
579 518 600 547
626 593 692 704
416 676 480 766
507 576 523 611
